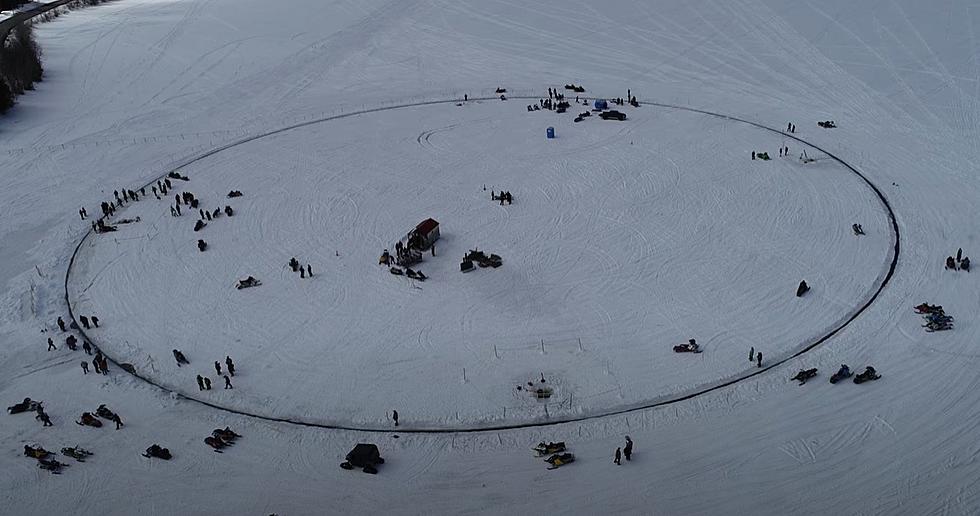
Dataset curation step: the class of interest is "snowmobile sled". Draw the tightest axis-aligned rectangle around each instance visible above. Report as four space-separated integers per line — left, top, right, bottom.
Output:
212 427 241 442
914 303 943 314
853 367 881 384
545 453 575 470
61 446 93 462
204 436 228 452
340 443 384 474
925 321 953 332
38 458 68 474
791 368 818 385
533 441 566 456
24 445 51 459
76 412 102 428
236 276 261 289
829 365 852 384
95 406 117 421
673 340 702 353
7 397 40 414
143 444 172 460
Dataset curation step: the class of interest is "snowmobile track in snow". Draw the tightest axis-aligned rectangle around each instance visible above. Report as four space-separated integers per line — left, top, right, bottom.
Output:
65 94 900 434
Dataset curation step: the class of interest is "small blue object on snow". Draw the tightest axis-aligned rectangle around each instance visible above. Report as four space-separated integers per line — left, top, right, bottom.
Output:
594 99 608 110
546 127 555 139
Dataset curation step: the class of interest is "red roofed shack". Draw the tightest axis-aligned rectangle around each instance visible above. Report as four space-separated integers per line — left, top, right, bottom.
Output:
410 218 440 250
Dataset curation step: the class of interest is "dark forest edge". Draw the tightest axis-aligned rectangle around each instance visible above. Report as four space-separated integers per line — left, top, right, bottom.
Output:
0 0 114 114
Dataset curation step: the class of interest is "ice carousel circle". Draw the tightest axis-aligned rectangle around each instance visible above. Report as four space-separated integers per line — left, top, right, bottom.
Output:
66 94 898 432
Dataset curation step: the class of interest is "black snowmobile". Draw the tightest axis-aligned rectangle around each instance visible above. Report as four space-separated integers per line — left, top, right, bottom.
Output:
533 441 566 456
340 443 384 474
38 458 69 474
8 397 40 414
673 340 702 353
791 368 818 385
829 365 852 384
61 446 93 462
143 444 172 460
853 367 881 384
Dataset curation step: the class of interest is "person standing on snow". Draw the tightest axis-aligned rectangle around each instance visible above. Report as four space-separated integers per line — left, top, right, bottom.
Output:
214 361 222 376
749 346 755 362
392 410 399 427
757 351 763 368
57 317 66 332
81 361 89 374
47 338 57 351
224 375 233 389
624 436 633 461
225 356 235 376
197 375 205 391
614 447 622 465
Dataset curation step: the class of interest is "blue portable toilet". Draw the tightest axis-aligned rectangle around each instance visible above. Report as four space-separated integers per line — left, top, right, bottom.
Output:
594 98 608 110
546 127 555 139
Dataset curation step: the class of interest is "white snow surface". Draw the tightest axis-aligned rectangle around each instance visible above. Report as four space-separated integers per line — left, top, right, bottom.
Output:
1 0 979 514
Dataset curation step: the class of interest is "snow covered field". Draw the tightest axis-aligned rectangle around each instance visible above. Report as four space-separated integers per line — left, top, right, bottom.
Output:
2 0 980 514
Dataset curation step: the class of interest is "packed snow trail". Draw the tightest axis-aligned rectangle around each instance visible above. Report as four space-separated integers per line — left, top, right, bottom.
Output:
1 0 978 514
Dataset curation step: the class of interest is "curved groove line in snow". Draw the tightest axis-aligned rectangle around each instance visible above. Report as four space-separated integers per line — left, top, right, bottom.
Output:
65 95 900 434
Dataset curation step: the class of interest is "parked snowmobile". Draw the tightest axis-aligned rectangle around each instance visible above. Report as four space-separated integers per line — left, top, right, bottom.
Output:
925 320 953 332
61 446 93 462
95 404 118 421
533 441 566 456
7 397 40 414
791 368 818 385
236 276 261 289
76 412 102 428
914 303 943 314
24 445 51 459
854 366 881 384
38 458 69 474
212 427 242 443
340 443 384 474
544 453 575 470
829 365 852 384
204 436 228 452
673 339 702 353
143 444 172 460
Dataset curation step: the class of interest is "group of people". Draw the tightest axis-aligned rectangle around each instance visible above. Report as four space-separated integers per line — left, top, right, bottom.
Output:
288 257 313 278
945 248 970 272
491 190 513 205
192 355 237 391
49 315 108 376
613 436 633 465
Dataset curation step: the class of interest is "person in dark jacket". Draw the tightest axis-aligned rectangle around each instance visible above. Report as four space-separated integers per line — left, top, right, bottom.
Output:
757 351 763 368
47 338 57 351
614 447 622 465
80 315 90 329
196 375 205 391
224 375 233 389
173 349 189 366
624 436 633 461
392 410 399 426
91 316 99 328
214 361 222 376
226 356 235 376
83 340 92 355
204 377 212 390
57 317 66 332
81 361 89 374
